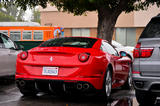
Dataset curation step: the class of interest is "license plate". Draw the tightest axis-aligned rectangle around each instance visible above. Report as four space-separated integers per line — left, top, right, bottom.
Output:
42 67 59 76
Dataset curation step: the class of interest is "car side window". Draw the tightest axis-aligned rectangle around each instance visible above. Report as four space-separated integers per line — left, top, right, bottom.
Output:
0 33 16 49
101 41 119 56
0 35 4 48
101 43 108 52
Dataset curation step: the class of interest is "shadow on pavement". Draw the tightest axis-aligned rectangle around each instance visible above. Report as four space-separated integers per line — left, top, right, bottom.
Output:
16 90 134 106
0 76 15 85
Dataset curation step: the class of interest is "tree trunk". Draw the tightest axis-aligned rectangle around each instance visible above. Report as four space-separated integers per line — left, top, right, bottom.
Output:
97 8 122 44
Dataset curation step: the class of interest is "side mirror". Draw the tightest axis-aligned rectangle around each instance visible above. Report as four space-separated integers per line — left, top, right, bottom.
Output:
17 44 24 50
19 45 24 50
120 51 127 57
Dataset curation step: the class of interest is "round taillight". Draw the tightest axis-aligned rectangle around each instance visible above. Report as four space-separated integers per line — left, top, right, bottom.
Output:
20 51 28 60
79 53 90 62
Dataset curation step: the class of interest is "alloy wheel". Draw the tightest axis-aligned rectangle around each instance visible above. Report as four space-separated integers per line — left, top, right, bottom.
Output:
105 71 112 97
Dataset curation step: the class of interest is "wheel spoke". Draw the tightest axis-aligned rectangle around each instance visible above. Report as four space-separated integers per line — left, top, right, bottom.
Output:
105 71 111 97
128 67 132 87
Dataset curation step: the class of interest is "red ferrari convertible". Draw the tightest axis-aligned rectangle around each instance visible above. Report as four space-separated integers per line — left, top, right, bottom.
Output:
15 37 132 98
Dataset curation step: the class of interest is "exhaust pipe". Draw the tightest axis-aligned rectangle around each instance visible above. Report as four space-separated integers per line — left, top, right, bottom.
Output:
77 83 82 90
17 80 26 87
83 84 89 89
15 80 20 85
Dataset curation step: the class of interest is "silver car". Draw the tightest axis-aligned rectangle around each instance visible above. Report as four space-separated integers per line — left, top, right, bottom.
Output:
133 14 160 105
0 33 22 77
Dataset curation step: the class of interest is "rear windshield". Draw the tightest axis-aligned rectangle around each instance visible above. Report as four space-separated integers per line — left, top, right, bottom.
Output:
40 37 97 48
140 18 160 38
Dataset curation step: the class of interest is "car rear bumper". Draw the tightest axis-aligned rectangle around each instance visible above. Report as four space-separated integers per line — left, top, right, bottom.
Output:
15 74 104 90
133 74 160 94
15 78 101 94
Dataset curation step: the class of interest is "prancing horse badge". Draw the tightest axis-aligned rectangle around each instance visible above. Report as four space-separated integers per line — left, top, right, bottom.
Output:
50 56 53 62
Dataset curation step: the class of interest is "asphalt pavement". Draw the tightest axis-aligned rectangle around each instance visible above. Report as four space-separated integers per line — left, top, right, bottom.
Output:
0 79 159 106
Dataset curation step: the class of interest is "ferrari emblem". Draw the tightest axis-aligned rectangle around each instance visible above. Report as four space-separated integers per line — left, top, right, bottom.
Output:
50 56 53 62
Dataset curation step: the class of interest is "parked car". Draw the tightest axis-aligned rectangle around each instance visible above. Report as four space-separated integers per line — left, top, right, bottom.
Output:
0 32 22 77
112 40 134 60
15 37 132 98
133 14 160 105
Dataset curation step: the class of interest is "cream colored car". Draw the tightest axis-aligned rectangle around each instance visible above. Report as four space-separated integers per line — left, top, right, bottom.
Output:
112 40 134 60
0 33 22 77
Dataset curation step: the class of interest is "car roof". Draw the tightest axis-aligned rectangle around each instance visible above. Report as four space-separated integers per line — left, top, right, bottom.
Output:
151 14 160 21
0 32 8 37
62 36 102 40
0 22 40 26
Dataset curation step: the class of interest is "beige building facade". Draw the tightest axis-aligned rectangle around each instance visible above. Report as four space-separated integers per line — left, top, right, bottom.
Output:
39 5 160 46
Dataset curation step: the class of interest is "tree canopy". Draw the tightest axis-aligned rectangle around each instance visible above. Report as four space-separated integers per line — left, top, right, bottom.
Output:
31 9 40 23
0 12 16 21
0 1 25 21
5 0 160 42
10 0 160 14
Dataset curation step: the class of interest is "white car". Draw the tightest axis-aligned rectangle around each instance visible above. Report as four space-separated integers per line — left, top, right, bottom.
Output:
0 33 22 77
112 40 134 60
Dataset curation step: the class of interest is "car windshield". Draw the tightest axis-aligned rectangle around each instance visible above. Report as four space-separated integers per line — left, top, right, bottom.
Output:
112 40 123 48
140 18 160 38
40 37 97 48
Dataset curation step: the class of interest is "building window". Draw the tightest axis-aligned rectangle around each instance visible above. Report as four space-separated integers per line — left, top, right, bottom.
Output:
72 28 90 37
0 30 8 36
23 30 32 40
115 28 136 46
33 30 43 40
10 31 21 41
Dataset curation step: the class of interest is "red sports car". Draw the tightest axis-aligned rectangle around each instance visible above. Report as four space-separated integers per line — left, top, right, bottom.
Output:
15 37 132 98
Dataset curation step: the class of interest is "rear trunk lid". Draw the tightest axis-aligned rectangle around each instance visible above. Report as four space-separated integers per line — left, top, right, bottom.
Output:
139 38 160 77
27 47 94 66
137 15 160 77
22 47 97 77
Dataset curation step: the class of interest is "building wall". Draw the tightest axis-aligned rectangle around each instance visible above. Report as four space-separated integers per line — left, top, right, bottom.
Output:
136 27 144 41
40 10 144 45
40 5 159 28
63 28 97 38
39 5 160 46
134 5 160 27
112 29 116 40
90 28 97 38
40 11 97 28
64 28 71 37
115 12 134 27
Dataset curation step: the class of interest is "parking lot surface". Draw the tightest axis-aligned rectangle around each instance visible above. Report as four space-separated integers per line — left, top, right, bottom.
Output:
1 79 160 106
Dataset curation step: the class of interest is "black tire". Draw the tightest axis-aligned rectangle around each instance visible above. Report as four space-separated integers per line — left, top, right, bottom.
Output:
103 69 112 100
123 66 133 90
135 90 156 105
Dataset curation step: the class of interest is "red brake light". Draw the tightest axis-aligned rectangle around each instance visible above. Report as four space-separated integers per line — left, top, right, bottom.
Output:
140 48 153 58
20 51 28 60
79 53 90 62
133 43 141 58
133 43 153 58
135 43 141 48
132 70 141 74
